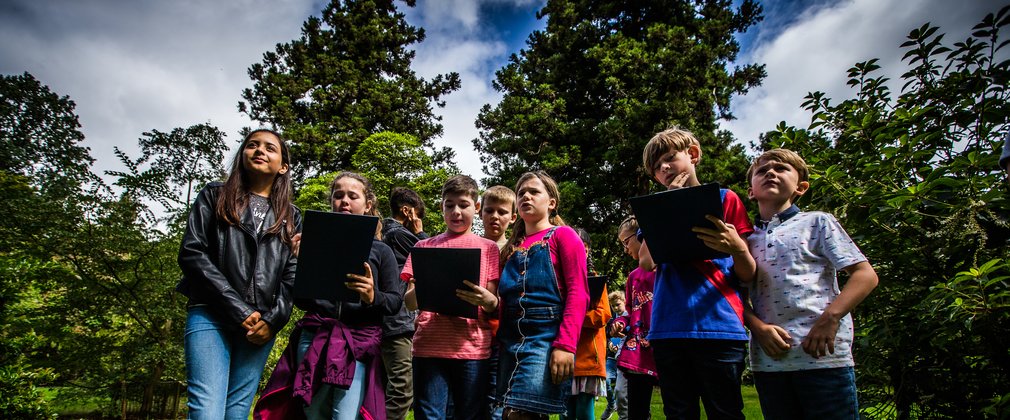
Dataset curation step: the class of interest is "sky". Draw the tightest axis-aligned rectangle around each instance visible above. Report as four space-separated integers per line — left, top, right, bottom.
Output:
0 0 1000 186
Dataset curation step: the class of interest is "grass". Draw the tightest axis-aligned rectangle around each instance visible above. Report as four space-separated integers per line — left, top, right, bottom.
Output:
404 385 764 419
50 384 764 419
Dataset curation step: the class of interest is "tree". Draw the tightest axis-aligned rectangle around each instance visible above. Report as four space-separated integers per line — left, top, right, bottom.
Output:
107 123 228 225
0 72 94 197
294 131 458 234
473 0 763 280
761 6 1010 417
239 0 461 180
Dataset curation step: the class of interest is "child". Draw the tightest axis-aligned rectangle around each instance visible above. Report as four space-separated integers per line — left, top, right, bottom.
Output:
255 172 402 420
480 185 517 420
742 148 879 419
177 129 299 419
401 175 501 420
481 185 518 250
608 216 658 420
637 127 755 419
561 228 610 420
601 291 627 420
496 171 590 419
380 187 429 419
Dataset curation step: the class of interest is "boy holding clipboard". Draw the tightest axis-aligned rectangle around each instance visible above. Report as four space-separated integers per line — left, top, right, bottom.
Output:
635 127 755 420
401 175 501 420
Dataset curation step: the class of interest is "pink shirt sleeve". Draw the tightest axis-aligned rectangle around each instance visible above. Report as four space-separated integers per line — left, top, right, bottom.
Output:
548 226 589 353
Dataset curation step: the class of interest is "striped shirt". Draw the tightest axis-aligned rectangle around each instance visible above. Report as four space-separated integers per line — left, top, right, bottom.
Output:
401 231 500 359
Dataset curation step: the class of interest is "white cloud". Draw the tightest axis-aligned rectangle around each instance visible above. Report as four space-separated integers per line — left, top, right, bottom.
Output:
722 0 996 148
0 0 317 178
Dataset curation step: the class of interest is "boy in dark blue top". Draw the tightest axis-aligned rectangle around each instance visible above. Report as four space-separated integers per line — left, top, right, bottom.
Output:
638 127 755 420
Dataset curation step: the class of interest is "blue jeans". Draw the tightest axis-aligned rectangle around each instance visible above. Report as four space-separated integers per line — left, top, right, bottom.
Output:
413 357 490 420
754 367 859 420
296 329 367 420
652 338 745 420
184 306 275 420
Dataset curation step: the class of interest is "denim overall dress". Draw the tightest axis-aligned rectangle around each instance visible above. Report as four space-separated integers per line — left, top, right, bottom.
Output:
496 227 571 415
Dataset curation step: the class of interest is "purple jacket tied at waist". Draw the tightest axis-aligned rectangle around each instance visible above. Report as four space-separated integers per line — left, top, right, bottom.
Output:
254 313 386 420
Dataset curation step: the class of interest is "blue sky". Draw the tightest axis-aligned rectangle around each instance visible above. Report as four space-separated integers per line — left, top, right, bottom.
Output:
0 0 999 184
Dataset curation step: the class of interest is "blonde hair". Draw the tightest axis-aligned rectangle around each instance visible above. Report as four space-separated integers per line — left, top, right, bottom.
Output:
481 185 516 210
609 290 626 307
642 127 701 175
746 148 810 183
618 215 639 236
501 171 566 266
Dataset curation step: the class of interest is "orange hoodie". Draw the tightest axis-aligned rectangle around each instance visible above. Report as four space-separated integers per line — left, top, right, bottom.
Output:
573 286 611 378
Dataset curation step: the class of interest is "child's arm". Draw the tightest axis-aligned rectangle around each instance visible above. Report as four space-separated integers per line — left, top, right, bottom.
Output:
583 287 611 329
802 261 879 358
692 215 756 283
638 239 656 272
404 278 417 311
743 300 792 358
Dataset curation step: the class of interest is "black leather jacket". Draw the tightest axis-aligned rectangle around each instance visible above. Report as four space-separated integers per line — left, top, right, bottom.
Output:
177 182 301 330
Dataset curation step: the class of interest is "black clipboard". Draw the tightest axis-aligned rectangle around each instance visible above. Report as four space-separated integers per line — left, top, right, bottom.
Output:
410 247 481 319
629 182 728 263
588 275 608 309
293 210 379 303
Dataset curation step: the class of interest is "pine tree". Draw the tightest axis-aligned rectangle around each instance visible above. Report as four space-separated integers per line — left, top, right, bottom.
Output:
240 0 461 179
473 0 764 277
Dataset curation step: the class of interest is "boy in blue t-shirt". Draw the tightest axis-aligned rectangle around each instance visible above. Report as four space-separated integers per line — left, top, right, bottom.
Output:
742 149 878 419
637 127 756 419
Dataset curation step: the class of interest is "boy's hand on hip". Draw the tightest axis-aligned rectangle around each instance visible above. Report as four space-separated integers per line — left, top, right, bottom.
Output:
753 323 792 358
802 312 840 358
346 262 375 305
549 348 575 384
693 215 749 255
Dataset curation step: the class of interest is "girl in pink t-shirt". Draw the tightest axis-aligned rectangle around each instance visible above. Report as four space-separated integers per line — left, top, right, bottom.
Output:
495 171 590 418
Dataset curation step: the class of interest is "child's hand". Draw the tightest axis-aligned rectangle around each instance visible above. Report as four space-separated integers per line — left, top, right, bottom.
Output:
291 233 302 257
241 311 262 331
407 208 424 234
665 172 691 189
346 262 375 305
549 348 575 384
693 215 749 256
753 322 792 358
456 280 498 313
608 320 627 338
802 312 840 358
246 320 273 345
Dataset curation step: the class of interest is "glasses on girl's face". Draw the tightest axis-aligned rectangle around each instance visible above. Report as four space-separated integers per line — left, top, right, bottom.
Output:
620 233 635 248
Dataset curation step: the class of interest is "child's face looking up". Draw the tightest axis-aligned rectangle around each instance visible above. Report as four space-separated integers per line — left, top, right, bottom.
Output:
480 198 515 240
748 159 809 205
516 177 556 223
242 131 287 179
331 178 371 215
443 192 478 234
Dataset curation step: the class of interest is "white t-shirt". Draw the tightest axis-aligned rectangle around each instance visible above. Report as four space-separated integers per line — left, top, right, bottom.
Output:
747 209 866 372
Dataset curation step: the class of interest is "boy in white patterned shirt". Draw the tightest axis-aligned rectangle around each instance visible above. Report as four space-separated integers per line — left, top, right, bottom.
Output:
742 148 879 419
